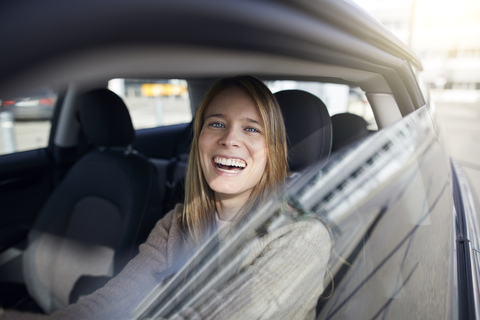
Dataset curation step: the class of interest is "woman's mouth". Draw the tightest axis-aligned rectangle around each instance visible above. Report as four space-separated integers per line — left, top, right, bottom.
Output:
213 156 247 173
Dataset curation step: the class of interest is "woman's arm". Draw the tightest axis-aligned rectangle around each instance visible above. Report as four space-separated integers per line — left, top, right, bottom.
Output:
1 247 167 320
46 209 181 320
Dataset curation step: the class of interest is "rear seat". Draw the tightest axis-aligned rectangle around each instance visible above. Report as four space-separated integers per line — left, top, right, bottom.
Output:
331 112 370 152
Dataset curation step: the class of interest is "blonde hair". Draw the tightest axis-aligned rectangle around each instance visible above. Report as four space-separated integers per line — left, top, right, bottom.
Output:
180 75 288 243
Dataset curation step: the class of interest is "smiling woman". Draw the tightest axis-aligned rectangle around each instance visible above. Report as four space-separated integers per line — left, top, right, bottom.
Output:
1 76 332 320
199 87 268 218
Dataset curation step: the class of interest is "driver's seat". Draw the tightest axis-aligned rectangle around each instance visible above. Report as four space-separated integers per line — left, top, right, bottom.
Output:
274 89 332 172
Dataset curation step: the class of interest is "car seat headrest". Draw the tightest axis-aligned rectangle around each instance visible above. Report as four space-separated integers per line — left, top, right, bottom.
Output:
79 88 135 147
274 90 332 172
331 112 369 151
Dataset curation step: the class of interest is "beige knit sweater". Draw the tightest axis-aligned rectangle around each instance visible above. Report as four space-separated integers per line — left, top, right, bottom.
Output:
3 204 331 320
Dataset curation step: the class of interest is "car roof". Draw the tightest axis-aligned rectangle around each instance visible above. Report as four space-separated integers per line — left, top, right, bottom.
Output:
0 0 421 96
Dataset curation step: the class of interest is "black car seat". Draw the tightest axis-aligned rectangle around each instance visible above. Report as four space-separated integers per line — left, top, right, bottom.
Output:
22 88 161 314
274 90 332 172
331 112 370 152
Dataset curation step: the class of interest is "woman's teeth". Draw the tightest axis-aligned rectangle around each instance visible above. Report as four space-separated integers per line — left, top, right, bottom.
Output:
214 157 246 172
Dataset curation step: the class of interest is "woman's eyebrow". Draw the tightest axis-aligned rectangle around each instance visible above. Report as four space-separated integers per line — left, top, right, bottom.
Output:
205 113 225 120
205 113 263 127
243 117 263 127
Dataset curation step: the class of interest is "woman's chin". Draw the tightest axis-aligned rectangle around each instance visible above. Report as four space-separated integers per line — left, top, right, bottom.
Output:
211 184 252 199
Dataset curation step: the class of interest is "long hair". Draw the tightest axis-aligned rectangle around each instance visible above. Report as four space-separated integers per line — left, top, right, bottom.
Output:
180 75 288 243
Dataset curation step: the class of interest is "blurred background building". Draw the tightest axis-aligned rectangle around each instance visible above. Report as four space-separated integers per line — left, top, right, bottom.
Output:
354 0 480 102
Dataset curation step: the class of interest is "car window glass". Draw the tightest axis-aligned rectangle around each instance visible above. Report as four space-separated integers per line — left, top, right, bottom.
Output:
108 79 192 130
315 107 453 319
266 81 377 130
0 88 57 155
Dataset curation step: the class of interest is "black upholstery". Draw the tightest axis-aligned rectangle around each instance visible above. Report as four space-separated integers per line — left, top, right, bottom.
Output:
331 112 370 152
274 90 332 172
80 89 135 147
23 89 161 313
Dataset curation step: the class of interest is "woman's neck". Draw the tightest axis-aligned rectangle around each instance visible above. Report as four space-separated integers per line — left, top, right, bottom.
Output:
214 191 251 221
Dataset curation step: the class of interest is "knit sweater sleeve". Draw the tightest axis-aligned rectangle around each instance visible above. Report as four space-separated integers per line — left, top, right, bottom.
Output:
172 219 332 320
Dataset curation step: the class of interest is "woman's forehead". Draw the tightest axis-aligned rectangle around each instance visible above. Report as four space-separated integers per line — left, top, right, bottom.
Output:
204 87 261 120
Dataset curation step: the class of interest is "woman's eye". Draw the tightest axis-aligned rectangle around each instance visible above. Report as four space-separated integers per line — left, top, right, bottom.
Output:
209 122 224 128
246 127 260 133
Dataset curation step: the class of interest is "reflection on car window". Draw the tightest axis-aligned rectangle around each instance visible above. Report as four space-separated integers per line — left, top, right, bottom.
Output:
0 88 57 155
108 78 192 130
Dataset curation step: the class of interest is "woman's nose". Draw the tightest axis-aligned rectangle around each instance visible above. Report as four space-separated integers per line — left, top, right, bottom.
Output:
219 127 240 148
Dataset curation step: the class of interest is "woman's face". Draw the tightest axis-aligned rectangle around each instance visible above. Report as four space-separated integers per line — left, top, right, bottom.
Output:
199 87 267 202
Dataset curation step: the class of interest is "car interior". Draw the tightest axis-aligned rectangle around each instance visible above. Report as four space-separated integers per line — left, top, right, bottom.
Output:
0 74 381 314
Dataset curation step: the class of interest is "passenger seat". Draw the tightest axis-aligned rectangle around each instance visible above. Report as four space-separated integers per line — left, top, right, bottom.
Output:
22 88 162 313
